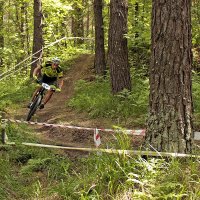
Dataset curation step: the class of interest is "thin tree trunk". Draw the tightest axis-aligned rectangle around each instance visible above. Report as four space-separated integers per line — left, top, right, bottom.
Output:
71 2 84 45
31 0 43 77
25 2 30 55
86 1 90 37
94 0 106 76
20 2 26 50
108 0 131 94
134 2 139 38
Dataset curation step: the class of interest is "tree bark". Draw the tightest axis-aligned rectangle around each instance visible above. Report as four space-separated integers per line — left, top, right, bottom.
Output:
94 0 106 76
108 0 131 94
31 0 43 77
145 0 194 153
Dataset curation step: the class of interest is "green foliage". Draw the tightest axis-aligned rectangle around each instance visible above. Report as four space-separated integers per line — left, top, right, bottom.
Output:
68 71 149 126
127 1 152 47
0 123 72 199
1 113 200 199
66 153 200 199
192 1 200 45
0 75 34 111
192 73 200 129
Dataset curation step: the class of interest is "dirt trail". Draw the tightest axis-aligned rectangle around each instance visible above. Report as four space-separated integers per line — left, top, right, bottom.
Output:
11 54 143 155
14 54 119 152
37 54 94 123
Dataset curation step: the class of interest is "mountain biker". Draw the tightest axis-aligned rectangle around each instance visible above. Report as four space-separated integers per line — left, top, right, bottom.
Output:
28 57 64 109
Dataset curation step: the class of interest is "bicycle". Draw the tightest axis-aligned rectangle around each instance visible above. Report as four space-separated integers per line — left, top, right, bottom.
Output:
26 82 52 121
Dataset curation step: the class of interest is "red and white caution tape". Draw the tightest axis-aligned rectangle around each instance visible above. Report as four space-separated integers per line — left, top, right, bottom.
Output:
1 118 146 136
1 118 146 147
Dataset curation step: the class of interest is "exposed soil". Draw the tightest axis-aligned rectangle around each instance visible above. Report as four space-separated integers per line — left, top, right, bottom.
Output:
12 54 144 157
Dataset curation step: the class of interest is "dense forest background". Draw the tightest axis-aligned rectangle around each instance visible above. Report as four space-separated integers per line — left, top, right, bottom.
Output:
0 0 198 70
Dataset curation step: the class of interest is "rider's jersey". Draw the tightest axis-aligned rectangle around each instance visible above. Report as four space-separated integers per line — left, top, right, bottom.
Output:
41 62 63 79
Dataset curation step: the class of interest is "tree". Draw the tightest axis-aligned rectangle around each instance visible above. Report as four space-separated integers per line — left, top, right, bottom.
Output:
94 0 106 76
71 1 84 45
31 0 43 76
108 0 131 94
145 0 193 153
134 2 139 38
13 0 29 61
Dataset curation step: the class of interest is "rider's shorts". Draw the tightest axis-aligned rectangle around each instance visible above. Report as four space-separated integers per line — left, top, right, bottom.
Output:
40 74 58 89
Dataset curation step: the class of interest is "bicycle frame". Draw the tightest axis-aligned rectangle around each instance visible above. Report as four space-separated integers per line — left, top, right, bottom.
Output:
26 83 51 121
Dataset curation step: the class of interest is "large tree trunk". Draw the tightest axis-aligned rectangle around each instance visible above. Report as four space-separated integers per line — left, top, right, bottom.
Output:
94 0 106 76
145 0 193 153
108 0 131 94
30 0 43 77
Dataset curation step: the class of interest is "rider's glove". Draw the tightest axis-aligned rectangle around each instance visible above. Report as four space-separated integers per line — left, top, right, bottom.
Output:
56 88 61 92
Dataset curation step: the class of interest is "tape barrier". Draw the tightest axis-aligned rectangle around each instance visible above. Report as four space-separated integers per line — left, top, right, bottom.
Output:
4 141 200 158
2 118 199 157
1 118 146 136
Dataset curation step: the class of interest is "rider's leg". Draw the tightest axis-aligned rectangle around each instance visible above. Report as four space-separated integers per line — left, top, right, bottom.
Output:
31 86 42 102
40 90 55 109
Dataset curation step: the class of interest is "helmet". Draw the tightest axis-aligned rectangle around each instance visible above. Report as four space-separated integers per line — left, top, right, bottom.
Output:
52 57 60 64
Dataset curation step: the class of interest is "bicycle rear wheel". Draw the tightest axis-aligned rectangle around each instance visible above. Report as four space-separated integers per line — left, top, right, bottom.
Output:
26 95 42 121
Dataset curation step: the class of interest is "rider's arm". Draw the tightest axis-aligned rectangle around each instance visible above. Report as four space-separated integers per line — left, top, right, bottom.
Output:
33 65 42 78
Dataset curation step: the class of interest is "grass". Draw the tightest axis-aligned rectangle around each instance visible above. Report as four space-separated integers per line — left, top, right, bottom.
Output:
68 72 149 127
0 123 199 199
69 70 200 130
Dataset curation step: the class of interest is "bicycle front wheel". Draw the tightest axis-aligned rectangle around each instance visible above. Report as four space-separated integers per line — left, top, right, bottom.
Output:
26 95 42 121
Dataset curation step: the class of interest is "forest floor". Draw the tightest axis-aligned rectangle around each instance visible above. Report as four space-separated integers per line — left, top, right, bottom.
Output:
10 54 144 158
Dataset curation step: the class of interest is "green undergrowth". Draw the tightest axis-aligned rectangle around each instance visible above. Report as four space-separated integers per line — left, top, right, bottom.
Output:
0 75 34 111
192 73 200 129
69 71 149 127
69 69 200 130
0 123 199 199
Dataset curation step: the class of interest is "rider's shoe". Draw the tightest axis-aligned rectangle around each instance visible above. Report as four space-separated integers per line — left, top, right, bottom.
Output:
27 102 33 108
39 103 44 109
